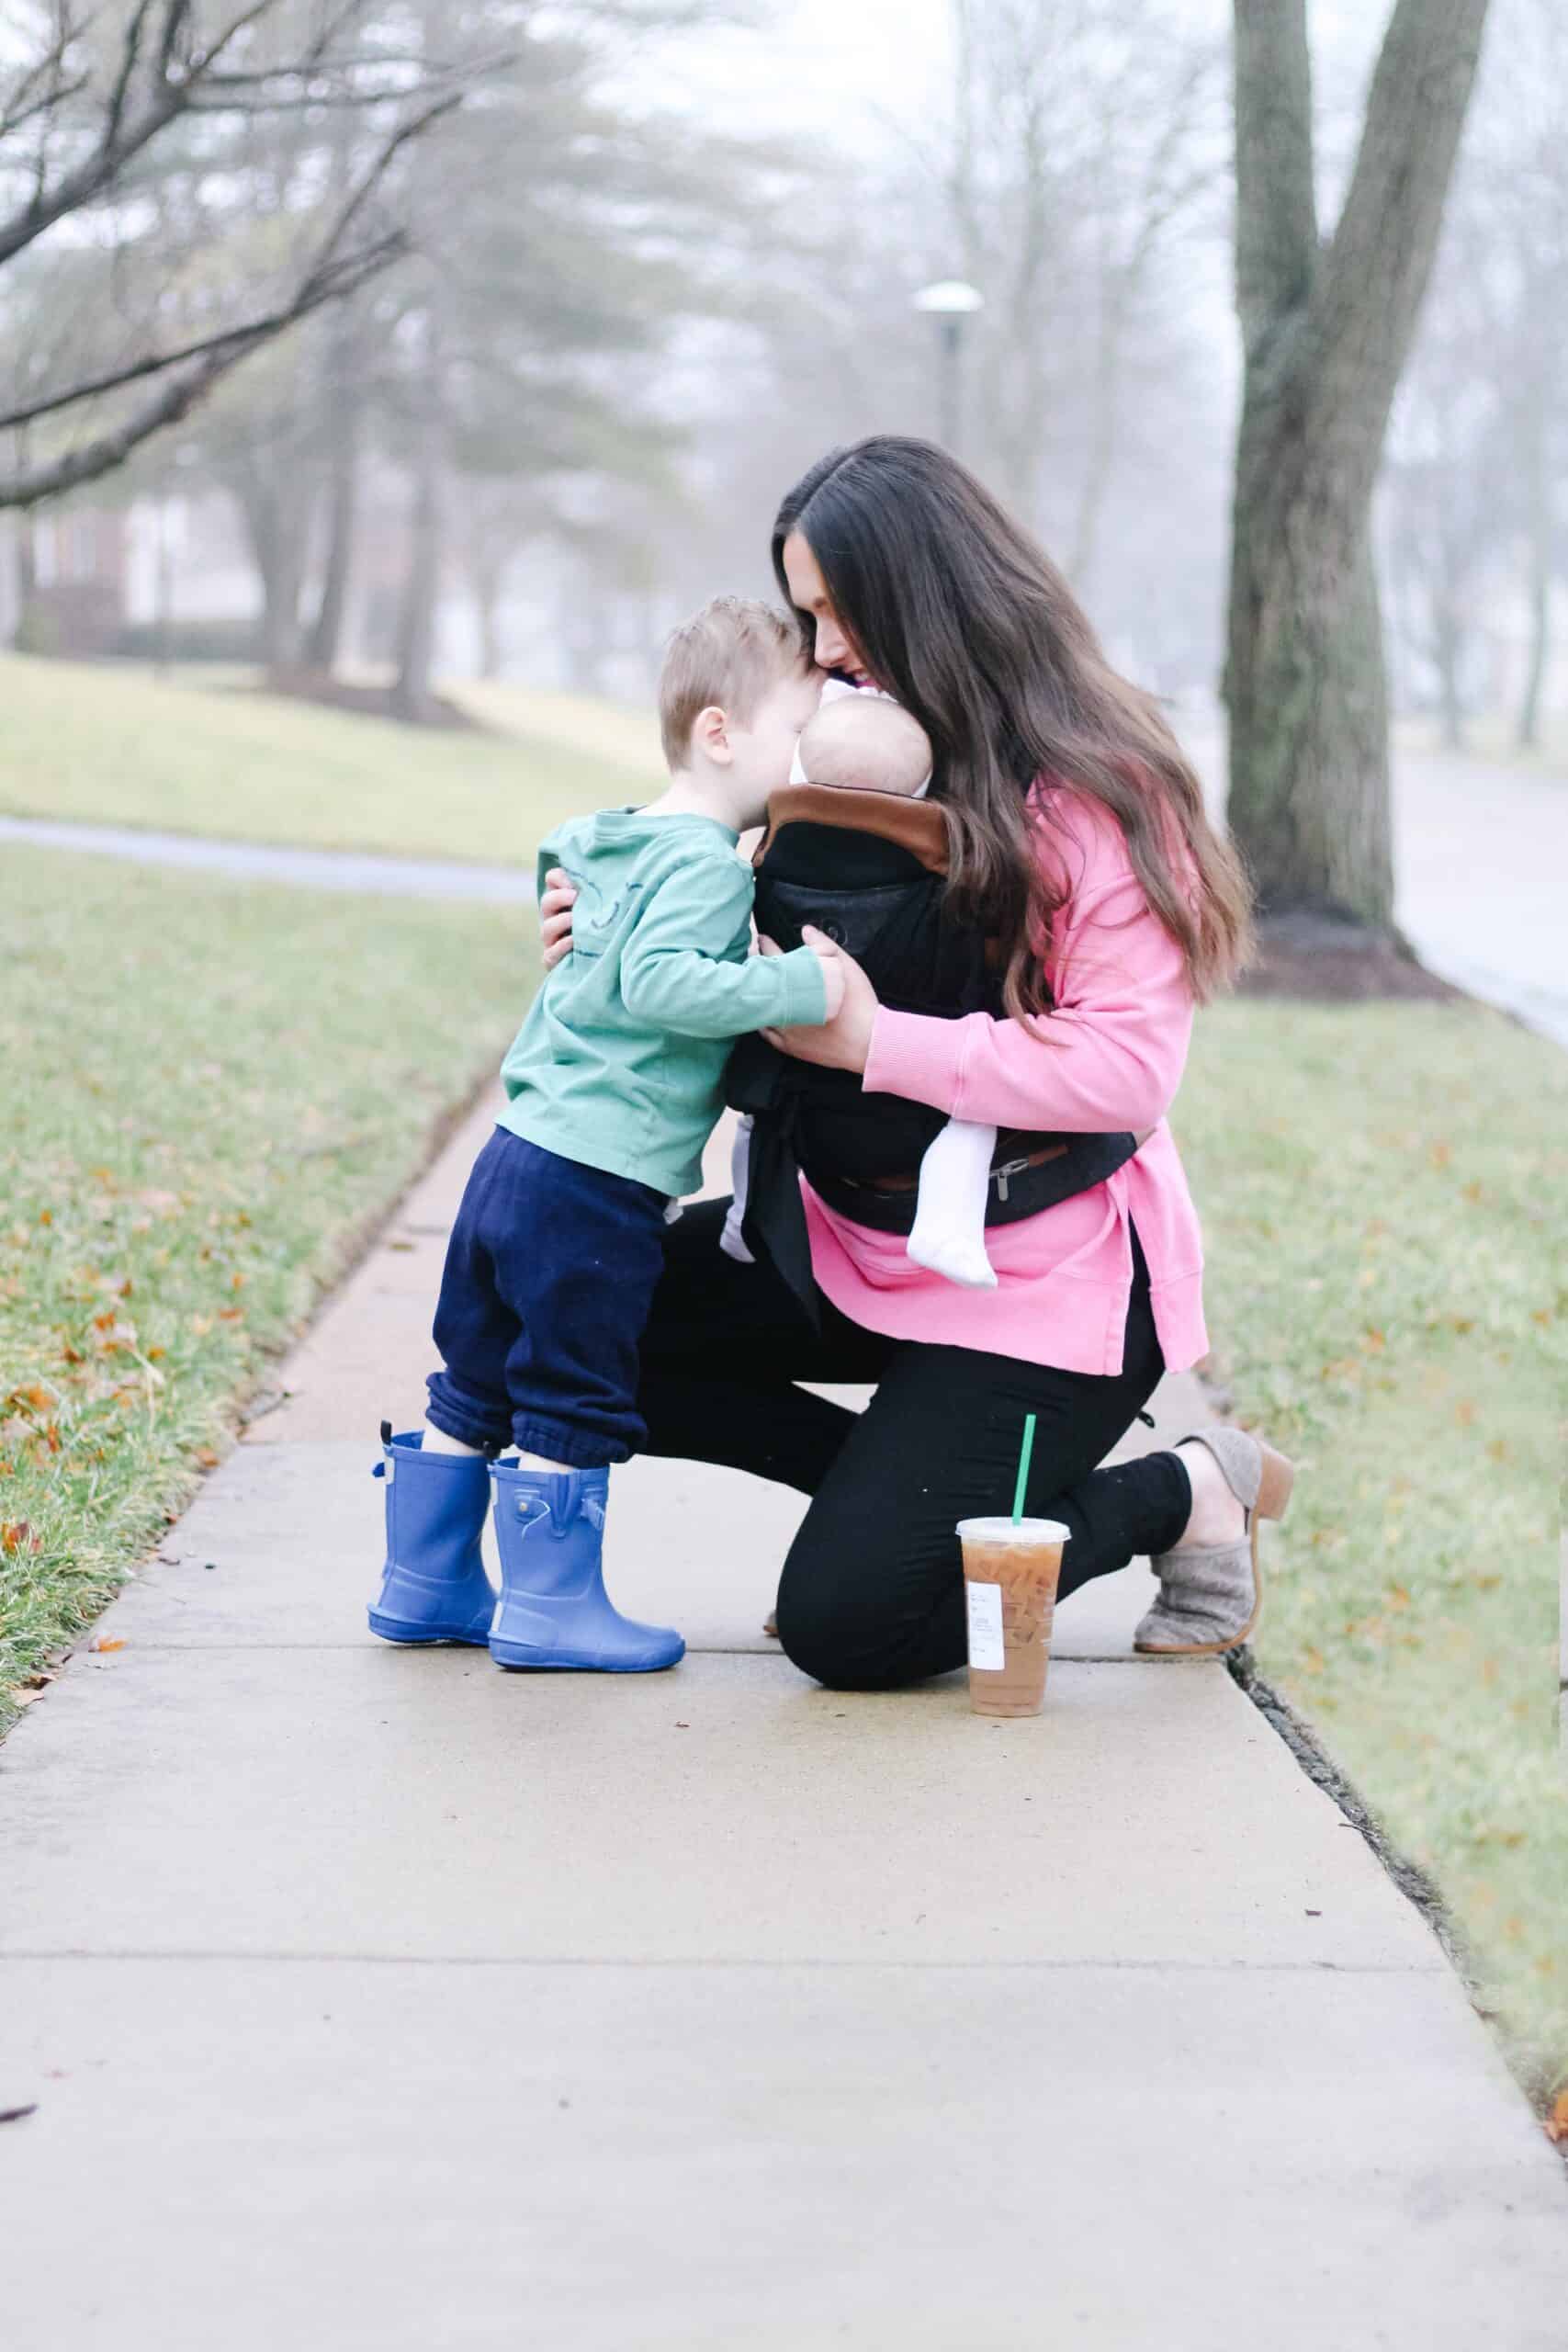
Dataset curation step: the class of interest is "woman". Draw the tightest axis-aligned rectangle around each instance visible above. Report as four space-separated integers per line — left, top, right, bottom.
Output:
541 436 1292 1690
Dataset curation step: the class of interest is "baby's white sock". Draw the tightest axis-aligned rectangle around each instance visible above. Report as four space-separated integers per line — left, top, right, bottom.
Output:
907 1117 999 1290
422 1420 484 1457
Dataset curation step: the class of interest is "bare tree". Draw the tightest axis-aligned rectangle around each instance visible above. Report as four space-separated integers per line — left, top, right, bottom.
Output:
0 2 477 509
942 0 1227 587
1225 0 1493 929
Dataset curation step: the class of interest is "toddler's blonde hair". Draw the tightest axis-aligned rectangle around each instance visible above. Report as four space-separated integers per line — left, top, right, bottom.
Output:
658 595 805 769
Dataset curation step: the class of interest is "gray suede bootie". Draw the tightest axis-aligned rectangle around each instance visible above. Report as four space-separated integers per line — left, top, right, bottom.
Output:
1134 1426 1294 1657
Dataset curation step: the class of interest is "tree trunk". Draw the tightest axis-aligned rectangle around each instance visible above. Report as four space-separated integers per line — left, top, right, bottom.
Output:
391 318 445 725
229 468 310 680
1433 581 1467 753
1516 387 1552 750
1225 470 1393 919
473 560 503 680
305 388 360 677
1517 558 1551 753
1225 0 1493 927
11 425 38 646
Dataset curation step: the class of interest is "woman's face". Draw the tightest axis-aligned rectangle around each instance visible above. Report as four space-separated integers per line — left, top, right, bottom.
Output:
781 530 868 683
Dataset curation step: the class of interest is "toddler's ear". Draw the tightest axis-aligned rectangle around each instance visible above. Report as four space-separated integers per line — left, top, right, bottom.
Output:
691 703 732 765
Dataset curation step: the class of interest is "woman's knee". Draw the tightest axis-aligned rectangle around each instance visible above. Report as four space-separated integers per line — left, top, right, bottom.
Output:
773 1539 964 1691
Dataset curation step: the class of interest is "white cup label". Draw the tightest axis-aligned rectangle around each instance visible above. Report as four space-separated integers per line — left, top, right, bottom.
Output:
965 1579 1005 1672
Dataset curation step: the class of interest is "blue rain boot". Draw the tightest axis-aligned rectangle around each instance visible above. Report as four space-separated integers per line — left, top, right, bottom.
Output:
487 1458 684 1673
367 1424 496 1646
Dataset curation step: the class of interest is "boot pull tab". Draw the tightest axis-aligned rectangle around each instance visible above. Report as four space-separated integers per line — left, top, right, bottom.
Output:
380 1420 394 1447
372 1462 385 1481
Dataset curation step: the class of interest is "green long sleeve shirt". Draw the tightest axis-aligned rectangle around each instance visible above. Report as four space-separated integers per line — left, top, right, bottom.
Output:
498 808 829 1198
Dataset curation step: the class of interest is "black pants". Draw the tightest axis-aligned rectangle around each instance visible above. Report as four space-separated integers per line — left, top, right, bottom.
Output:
637 1200 1192 1690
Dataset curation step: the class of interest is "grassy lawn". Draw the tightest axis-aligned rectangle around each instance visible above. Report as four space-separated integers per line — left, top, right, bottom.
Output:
0 843 525 1732
1179 998 1568 2102
0 652 660 864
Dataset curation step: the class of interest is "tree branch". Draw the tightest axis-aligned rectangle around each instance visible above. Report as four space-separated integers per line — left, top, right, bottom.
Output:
0 229 400 508
1233 0 1318 355
104 0 157 144
1304 0 1494 512
0 6 91 141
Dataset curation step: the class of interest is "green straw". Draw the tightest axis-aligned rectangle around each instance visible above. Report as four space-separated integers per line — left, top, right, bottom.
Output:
1011 1413 1037 1523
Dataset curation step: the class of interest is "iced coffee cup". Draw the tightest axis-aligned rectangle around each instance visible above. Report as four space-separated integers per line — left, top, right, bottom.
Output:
956 1516 1069 1718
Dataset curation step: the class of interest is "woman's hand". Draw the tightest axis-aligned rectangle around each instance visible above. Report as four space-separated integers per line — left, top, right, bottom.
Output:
539 868 577 970
759 926 879 1074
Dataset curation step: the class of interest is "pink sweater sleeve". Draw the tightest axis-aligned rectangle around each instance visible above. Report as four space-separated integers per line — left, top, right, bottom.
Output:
862 788 1194 1134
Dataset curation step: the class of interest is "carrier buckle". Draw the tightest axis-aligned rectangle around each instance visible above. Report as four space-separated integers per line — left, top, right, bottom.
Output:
992 1155 1032 1204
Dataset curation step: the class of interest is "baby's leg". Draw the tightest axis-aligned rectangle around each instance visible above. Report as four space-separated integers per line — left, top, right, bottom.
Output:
907 1117 998 1290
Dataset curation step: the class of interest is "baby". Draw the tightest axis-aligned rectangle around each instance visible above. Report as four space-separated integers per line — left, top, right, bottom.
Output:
722 682 1000 1290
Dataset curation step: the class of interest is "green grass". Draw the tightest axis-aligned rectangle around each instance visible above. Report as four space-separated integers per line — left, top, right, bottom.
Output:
1178 999 1568 2101
0 652 660 863
0 843 525 1731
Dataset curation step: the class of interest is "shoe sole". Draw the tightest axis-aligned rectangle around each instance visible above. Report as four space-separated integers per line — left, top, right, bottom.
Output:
367 1611 491 1647
489 1640 682 1673
1135 1434 1293 1659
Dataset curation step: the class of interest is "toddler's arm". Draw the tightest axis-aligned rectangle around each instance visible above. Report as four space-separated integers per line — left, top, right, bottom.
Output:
621 859 836 1040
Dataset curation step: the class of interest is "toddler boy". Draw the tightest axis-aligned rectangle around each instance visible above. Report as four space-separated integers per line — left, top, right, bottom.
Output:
367 597 838 1673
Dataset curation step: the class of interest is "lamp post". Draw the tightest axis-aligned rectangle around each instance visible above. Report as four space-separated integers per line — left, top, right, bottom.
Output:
913 279 985 456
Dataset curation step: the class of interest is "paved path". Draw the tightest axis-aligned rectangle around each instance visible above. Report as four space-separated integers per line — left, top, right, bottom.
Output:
1391 751 1568 1048
3 1096 1564 2346
0 813 534 903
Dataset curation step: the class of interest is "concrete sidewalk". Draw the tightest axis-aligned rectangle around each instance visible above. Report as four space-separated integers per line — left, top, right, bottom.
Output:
3 1096 1564 2347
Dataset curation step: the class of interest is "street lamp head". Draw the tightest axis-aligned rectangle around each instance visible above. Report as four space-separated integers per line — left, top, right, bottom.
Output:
913 279 985 316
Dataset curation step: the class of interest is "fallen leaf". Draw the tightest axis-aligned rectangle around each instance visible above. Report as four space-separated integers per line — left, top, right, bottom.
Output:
1548 2092 1568 2145
195 1446 220 1468
89 1635 126 1654
0 2104 38 2125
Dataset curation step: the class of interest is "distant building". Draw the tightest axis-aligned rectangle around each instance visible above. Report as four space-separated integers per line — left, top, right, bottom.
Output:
13 506 129 655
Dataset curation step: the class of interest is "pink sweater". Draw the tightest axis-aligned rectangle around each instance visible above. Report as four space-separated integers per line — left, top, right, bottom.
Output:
802 783 1208 1377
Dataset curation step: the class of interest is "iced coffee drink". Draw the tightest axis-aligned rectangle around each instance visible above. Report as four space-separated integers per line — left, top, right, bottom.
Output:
956 1516 1068 1718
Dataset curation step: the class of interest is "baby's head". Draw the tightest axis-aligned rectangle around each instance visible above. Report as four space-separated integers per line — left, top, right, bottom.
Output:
795 693 933 800
659 595 819 828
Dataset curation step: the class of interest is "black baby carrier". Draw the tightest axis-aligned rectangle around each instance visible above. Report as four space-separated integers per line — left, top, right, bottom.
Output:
724 785 1144 1317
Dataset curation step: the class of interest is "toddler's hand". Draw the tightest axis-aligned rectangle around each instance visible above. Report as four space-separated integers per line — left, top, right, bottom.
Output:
801 924 847 1021
539 868 577 971
757 928 878 1074
758 927 847 1022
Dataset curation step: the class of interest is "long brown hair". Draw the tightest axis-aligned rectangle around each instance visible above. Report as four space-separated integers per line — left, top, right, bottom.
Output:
773 436 1253 1016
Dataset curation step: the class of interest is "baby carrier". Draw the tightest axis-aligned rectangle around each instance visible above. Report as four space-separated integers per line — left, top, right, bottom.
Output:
724 784 1145 1317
